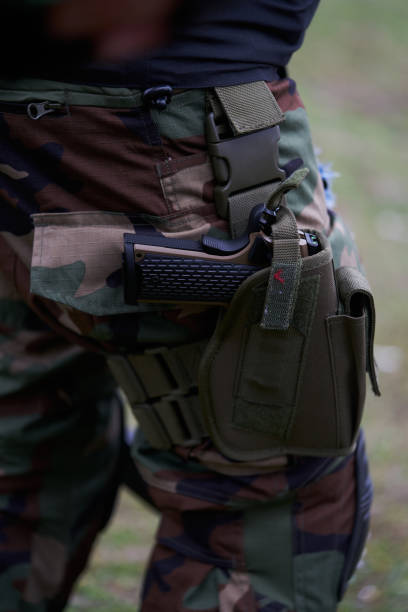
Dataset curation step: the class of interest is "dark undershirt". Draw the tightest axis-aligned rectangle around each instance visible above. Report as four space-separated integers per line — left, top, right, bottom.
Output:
2 0 320 87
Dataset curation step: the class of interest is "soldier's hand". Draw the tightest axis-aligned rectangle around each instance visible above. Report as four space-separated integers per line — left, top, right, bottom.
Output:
47 0 182 59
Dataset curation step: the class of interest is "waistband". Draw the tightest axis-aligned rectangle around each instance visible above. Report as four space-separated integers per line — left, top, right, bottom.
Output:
0 78 166 108
0 76 287 111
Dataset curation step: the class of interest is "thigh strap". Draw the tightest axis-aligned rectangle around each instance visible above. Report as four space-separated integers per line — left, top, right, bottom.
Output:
107 341 209 450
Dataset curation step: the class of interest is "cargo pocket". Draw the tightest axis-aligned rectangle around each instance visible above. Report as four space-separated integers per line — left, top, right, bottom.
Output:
30 210 144 316
338 430 373 600
156 152 223 234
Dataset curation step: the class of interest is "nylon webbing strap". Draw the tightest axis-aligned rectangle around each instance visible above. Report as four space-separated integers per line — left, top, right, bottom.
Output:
107 340 209 450
228 182 281 239
209 81 285 238
261 169 309 329
261 204 302 330
214 81 284 135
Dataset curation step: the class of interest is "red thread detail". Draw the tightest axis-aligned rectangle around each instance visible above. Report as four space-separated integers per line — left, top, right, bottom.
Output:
274 269 285 284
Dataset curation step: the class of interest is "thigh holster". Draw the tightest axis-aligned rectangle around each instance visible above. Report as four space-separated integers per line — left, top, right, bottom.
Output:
108 200 379 460
199 202 379 460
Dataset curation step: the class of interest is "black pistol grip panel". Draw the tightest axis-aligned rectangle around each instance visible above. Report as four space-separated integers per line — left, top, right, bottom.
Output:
131 254 264 305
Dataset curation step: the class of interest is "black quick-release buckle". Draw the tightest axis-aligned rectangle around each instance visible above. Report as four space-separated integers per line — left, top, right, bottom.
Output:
206 111 285 218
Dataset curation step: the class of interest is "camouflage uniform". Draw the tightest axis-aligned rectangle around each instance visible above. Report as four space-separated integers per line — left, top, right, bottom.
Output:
0 77 372 611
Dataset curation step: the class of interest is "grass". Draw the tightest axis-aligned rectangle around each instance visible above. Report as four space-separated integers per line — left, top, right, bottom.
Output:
293 2 408 610
67 491 158 611
67 1 408 610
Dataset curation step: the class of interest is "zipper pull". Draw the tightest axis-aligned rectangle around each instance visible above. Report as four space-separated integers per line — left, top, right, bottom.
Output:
27 101 64 120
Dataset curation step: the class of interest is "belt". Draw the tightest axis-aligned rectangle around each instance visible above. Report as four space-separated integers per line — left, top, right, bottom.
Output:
107 340 209 450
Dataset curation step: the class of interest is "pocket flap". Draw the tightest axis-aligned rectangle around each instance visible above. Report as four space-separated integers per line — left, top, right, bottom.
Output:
30 211 163 316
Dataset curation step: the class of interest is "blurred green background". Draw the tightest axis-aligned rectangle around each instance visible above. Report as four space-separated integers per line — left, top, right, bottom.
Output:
67 1 408 610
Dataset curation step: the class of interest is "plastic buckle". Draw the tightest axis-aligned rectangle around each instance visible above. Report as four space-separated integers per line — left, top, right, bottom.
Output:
259 204 281 236
206 111 285 218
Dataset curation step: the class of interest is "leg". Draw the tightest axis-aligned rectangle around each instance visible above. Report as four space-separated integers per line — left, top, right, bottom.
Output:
135 431 371 611
0 75 373 611
0 272 123 611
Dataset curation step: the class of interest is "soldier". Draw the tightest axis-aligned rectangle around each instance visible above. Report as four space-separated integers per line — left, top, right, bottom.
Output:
0 1 378 610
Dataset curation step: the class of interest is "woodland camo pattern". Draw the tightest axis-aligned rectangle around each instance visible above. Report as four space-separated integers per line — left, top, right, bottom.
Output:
0 77 370 611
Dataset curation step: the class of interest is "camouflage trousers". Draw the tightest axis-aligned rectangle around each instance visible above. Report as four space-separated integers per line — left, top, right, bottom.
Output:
0 77 372 611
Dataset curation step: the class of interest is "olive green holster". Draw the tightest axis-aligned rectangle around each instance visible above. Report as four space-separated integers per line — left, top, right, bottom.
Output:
199 200 379 460
108 208 378 460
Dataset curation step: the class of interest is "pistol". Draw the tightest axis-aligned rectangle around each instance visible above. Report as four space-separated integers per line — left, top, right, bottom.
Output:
123 204 319 306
